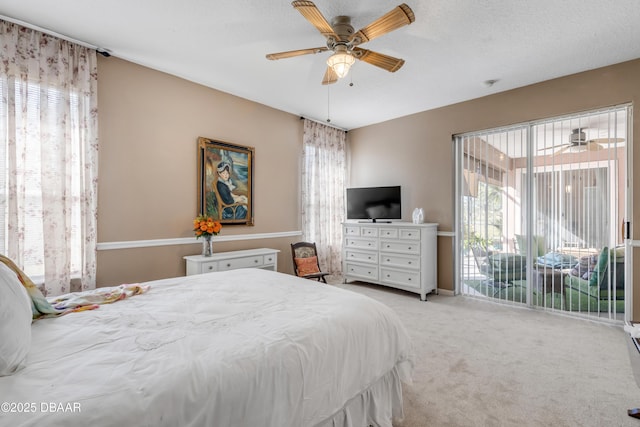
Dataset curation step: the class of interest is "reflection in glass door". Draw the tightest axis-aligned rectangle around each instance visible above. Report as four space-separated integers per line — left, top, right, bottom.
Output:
456 106 630 321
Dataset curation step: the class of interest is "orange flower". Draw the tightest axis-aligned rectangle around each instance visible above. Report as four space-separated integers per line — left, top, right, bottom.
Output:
193 214 222 239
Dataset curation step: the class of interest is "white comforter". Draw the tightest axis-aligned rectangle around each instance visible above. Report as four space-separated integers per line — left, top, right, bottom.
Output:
0 269 412 427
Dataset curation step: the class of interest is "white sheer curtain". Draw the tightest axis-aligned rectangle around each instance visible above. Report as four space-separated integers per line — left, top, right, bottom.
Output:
301 119 346 276
0 20 99 296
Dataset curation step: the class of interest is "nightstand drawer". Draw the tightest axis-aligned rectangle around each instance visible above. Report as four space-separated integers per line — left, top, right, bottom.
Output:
218 255 264 271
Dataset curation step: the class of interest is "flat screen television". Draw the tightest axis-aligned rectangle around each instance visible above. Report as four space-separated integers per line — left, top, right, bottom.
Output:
346 186 401 222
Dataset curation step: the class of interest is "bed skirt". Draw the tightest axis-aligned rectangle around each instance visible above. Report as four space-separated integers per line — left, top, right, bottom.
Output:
317 360 412 427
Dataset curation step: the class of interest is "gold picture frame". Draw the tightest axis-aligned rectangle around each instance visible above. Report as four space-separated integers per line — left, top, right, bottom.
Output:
197 137 254 225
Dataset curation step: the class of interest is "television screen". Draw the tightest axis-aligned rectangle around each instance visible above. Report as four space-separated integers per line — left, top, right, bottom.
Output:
346 186 401 221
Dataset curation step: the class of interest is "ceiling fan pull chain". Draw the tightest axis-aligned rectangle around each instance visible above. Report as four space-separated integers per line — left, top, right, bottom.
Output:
326 83 331 123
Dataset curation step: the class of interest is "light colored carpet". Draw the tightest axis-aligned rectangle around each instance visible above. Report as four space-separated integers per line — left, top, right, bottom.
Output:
332 281 640 427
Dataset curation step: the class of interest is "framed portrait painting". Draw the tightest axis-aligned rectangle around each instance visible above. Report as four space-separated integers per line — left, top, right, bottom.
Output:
198 137 254 225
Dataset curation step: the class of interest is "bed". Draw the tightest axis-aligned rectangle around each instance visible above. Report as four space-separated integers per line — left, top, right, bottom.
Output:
0 267 412 427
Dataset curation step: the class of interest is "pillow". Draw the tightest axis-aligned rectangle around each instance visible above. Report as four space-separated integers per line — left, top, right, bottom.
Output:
589 247 610 287
0 262 32 376
294 256 320 276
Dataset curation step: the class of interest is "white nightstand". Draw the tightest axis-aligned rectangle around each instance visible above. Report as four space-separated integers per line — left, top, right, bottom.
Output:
184 248 279 276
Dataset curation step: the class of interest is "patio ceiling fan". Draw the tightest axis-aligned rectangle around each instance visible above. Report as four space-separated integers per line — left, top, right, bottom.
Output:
540 128 625 155
265 1 415 85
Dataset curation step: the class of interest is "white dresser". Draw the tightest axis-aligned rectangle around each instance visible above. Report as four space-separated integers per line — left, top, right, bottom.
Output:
342 222 437 300
184 248 279 276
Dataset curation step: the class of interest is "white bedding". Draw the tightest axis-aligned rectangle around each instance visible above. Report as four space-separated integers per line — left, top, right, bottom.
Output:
0 269 412 427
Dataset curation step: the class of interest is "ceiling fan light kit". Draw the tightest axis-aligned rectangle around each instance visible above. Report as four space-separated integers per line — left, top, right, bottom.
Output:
266 1 415 84
326 49 355 78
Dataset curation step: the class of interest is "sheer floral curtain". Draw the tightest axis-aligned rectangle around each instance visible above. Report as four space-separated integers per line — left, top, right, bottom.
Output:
301 119 346 277
0 21 98 296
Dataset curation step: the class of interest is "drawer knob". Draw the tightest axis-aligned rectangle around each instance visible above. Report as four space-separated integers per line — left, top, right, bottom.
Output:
226 263 231 267
408 247 412 250
208 266 213 270
408 261 412 265
408 278 412 281
387 259 390 262
254 259 258 263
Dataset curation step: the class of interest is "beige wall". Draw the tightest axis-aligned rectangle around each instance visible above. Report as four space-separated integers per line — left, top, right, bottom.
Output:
348 58 640 315
97 57 303 285
97 55 640 316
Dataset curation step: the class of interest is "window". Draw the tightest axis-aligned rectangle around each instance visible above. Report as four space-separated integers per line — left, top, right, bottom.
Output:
1 20 98 295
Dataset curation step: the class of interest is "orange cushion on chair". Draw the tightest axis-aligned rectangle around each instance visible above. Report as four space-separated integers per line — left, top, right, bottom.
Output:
294 256 320 276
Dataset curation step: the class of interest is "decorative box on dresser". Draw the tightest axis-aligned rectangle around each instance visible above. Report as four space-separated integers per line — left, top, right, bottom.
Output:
342 222 438 301
184 248 279 276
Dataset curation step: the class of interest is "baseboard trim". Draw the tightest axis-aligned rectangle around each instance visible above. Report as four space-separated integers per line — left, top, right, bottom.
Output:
435 288 455 296
97 230 302 251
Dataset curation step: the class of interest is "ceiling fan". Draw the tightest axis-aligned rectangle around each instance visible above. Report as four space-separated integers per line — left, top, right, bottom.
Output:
266 1 415 85
540 128 625 155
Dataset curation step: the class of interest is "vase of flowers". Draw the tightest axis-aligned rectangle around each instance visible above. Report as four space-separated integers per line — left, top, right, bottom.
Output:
193 214 222 257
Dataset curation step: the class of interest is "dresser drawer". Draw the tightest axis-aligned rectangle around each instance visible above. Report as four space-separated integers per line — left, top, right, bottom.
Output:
218 255 264 271
345 250 377 264
380 267 420 289
379 228 398 239
361 227 378 237
199 261 218 274
263 253 277 265
345 237 378 250
399 228 420 240
344 225 361 236
345 263 378 280
380 240 419 254
380 253 420 270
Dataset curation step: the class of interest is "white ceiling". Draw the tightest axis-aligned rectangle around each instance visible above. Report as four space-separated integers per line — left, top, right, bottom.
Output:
1 0 640 130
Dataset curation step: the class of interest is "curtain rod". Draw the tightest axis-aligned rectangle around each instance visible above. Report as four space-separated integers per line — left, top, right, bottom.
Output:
0 15 111 56
299 116 348 132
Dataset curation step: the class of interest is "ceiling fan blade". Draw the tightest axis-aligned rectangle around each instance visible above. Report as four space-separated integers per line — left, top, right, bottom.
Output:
585 142 604 151
322 66 338 85
292 1 338 39
553 145 572 156
350 3 415 46
353 48 405 72
538 144 568 152
266 47 328 60
588 137 625 144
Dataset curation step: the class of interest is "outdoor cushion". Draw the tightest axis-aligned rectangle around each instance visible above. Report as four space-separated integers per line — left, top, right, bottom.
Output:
487 253 526 270
514 234 546 257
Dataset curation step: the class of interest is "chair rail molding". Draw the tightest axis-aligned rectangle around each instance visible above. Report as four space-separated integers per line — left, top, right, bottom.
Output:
97 230 302 250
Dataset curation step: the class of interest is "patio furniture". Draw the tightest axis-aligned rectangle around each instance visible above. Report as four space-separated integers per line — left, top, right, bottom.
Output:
563 246 625 313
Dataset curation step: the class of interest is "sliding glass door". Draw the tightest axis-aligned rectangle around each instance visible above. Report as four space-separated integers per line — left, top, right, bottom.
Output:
455 106 630 321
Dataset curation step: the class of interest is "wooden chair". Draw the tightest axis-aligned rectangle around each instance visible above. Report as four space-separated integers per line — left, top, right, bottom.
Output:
290 242 329 283
212 177 246 220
